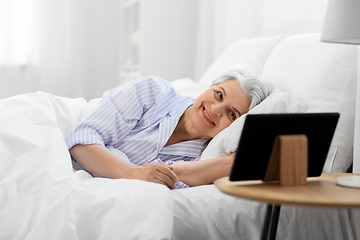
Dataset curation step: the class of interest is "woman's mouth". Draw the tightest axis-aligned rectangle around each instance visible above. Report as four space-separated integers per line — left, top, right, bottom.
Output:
203 107 215 125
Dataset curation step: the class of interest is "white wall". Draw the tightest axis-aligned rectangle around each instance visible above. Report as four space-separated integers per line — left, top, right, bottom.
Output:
140 0 199 81
258 0 327 37
0 0 330 100
194 0 328 81
75 0 121 100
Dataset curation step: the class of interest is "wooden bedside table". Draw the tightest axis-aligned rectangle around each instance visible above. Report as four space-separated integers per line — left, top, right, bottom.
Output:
215 172 360 240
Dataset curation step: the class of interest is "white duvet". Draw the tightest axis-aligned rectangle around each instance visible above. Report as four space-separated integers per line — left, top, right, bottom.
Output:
0 92 356 240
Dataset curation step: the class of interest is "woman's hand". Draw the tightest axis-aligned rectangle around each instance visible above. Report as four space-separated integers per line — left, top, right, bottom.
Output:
127 162 179 189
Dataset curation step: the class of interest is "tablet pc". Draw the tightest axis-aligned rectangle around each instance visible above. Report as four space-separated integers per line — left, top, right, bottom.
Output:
229 113 339 182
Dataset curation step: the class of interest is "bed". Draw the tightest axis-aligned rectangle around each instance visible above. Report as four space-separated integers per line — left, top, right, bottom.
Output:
1 33 359 240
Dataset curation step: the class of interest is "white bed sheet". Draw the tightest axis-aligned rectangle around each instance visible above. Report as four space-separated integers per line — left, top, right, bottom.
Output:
0 92 174 240
0 91 356 240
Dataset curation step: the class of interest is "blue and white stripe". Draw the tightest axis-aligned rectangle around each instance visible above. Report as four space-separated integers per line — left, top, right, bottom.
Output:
66 76 208 189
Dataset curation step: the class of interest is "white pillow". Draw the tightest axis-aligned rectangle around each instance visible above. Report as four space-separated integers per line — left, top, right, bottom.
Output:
262 34 358 172
200 88 306 160
171 78 209 98
199 35 286 85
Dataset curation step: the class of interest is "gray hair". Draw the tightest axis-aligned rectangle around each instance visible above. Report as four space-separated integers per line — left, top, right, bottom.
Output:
212 64 273 111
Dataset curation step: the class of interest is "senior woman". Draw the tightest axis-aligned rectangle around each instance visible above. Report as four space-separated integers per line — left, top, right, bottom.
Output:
66 65 272 189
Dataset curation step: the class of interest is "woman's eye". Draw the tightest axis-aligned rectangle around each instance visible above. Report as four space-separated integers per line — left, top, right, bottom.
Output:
216 91 223 100
230 111 236 120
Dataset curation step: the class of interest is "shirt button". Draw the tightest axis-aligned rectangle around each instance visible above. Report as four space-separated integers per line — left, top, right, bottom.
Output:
146 155 150 159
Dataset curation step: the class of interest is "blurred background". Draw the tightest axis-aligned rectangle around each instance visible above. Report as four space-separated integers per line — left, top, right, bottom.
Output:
0 0 327 101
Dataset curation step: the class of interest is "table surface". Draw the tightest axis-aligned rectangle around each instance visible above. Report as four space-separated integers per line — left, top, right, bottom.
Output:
214 173 360 208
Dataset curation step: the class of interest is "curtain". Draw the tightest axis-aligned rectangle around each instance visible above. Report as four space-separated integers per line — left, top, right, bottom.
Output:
194 0 327 81
195 0 264 81
0 0 120 101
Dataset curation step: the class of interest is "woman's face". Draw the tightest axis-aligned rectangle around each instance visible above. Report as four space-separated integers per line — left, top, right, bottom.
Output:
189 79 250 139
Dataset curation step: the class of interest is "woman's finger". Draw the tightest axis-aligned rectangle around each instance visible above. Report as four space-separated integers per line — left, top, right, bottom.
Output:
139 163 177 189
146 164 177 189
155 163 179 183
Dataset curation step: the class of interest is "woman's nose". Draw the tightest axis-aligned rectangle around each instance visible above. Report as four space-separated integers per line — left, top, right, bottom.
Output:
211 103 223 117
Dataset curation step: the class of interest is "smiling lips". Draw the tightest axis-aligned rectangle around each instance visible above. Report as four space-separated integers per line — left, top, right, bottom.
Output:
203 107 215 125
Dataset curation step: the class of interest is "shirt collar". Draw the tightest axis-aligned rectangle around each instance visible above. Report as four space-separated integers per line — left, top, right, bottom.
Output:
160 139 208 157
157 95 207 157
167 95 194 118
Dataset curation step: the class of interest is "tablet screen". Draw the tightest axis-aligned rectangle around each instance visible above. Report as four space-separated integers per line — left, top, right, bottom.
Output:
229 113 339 182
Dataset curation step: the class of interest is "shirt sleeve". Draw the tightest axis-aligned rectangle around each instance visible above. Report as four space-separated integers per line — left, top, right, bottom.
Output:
66 76 175 149
174 181 190 189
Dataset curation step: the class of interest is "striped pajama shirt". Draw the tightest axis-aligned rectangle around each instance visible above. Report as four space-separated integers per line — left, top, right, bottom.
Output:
66 76 208 189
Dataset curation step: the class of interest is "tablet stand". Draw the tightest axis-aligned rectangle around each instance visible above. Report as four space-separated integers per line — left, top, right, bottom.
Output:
264 135 308 186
